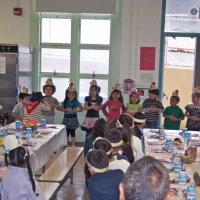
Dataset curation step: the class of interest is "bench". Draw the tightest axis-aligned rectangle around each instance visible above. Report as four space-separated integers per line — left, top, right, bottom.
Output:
38 182 60 200
38 147 83 199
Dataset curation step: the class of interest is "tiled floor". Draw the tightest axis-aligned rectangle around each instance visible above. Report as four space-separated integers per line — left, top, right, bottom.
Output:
56 154 89 200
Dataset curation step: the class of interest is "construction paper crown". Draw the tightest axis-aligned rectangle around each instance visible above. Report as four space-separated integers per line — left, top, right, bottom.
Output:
149 82 156 89
90 79 97 86
112 84 121 91
45 77 54 85
67 83 76 92
129 88 138 97
194 86 200 94
21 86 29 93
172 89 179 96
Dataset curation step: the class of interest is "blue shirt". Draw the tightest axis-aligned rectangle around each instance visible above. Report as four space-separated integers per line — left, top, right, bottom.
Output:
0 166 46 200
12 102 24 119
88 169 124 200
62 100 82 115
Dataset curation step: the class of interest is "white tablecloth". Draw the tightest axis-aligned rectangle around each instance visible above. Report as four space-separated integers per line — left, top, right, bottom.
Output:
143 128 200 199
5 124 67 174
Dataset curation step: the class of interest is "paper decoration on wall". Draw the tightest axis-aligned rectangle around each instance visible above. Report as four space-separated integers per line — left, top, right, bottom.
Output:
140 47 156 70
123 79 135 93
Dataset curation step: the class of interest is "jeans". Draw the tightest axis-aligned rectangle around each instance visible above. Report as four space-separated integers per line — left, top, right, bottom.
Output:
144 121 158 129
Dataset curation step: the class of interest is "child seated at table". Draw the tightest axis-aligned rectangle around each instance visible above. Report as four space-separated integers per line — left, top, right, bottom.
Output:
120 156 170 200
1 135 45 200
163 90 185 130
142 82 164 129
133 112 146 140
118 113 144 161
12 86 30 121
23 92 51 123
87 149 124 200
93 137 130 173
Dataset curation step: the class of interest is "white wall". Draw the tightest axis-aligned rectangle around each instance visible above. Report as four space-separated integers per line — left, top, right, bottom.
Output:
0 0 163 142
120 0 162 88
0 0 30 44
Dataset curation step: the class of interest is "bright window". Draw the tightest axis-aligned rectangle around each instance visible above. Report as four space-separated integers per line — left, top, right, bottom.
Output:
80 19 111 44
80 49 109 74
41 18 71 43
41 48 70 73
40 14 113 102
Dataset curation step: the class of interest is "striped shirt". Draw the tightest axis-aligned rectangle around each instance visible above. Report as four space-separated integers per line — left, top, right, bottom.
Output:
142 98 164 123
23 101 51 123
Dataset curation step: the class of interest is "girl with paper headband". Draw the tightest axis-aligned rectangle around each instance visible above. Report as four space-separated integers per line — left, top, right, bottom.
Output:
102 84 125 124
61 83 83 146
126 88 142 116
81 80 103 136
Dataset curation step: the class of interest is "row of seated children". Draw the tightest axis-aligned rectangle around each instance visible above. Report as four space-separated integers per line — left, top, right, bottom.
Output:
84 113 145 162
0 134 170 200
84 112 146 189
86 142 170 200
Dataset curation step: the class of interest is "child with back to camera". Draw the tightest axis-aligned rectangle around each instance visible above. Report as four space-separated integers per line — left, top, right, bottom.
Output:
61 83 83 146
12 86 30 121
1 135 45 200
185 86 200 131
84 118 107 156
81 80 103 136
163 90 185 130
118 113 144 161
102 84 125 124
87 149 124 200
126 88 142 116
42 77 59 124
142 82 164 129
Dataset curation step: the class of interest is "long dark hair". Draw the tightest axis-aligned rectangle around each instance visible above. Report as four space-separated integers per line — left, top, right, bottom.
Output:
91 118 107 140
109 89 124 103
63 89 78 109
118 113 135 136
5 147 37 194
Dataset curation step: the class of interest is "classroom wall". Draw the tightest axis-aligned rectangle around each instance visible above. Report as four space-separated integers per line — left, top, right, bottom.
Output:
0 0 30 44
0 0 163 142
120 0 162 88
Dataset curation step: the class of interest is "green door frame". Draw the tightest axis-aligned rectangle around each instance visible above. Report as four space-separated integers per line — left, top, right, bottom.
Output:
158 0 200 100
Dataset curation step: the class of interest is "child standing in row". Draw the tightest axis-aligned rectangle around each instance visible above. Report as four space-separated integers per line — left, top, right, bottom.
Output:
12 87 30 121
23 92 51 123
185 87 200 131
102 84 125 124
126 89 142 116
42 77 59 124
61 83 83 146
81 80 103 136
163 90 185 130
142 82 164 129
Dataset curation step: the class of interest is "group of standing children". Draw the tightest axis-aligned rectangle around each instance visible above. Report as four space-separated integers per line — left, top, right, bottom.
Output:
12 77 200 147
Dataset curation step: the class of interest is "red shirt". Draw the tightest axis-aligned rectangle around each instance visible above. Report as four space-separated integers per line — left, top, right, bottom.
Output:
102 99 125 123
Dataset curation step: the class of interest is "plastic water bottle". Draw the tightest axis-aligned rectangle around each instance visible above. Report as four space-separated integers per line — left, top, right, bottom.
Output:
25 127 32 139
187 184 196 200
159 126 166 140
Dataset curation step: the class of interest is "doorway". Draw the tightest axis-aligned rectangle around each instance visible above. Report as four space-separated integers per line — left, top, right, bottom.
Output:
163 37 195 128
